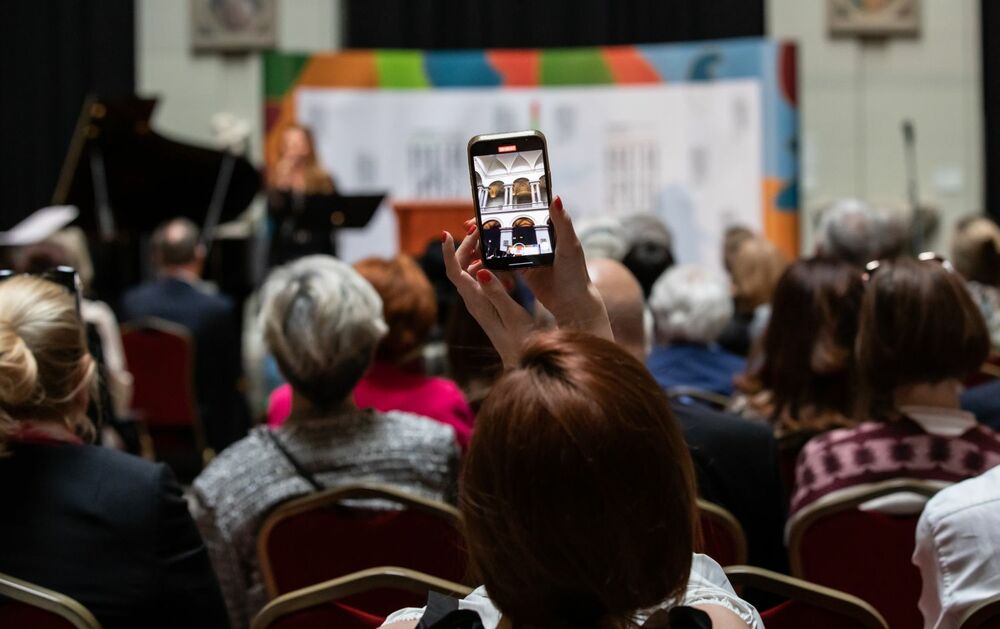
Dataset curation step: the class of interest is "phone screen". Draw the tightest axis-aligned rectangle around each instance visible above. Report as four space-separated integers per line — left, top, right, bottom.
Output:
469 131 554 269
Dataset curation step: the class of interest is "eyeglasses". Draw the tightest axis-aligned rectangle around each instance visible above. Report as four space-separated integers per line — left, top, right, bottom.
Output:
863 252 954 282
0 266 83 315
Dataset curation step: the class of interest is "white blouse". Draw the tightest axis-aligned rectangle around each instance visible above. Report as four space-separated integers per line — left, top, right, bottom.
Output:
381 553 762 628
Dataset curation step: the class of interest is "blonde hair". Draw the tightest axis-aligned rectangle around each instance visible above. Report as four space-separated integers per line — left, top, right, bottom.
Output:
0 276 95 451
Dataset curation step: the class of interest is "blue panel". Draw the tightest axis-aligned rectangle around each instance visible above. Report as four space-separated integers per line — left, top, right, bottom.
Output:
425 50 501 87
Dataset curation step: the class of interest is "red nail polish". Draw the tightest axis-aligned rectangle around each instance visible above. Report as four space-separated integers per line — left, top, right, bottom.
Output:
476 269 492 284
440 231 448 243
553 196 563 212
466 223 476 235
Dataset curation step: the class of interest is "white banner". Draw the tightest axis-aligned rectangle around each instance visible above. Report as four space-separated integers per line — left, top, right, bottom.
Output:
297 80 763 270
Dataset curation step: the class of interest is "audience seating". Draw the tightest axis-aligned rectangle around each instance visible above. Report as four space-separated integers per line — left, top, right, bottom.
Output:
257 483 468 617
959 593 1000 629
667 386 730 412
0 572 100 629
724 565 887 628
698 499 748 567
251 566 472 629
121 317 213 474
788 478 943 629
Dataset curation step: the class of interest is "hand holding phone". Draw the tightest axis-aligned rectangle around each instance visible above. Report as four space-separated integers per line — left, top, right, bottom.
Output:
441 195 612 368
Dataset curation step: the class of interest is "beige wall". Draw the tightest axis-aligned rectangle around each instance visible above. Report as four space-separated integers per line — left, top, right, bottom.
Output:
136 0 341 163
768 0 982 253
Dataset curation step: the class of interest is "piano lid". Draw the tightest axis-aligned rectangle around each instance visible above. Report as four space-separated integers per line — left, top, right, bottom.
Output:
52 96 262 233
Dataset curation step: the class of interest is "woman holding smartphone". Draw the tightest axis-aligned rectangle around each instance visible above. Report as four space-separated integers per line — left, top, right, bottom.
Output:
380 196 760 629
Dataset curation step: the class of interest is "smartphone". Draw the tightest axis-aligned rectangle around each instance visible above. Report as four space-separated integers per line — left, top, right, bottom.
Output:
468 130 554 270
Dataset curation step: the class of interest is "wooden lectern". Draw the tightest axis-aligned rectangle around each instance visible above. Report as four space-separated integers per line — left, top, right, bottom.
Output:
392 200 475 256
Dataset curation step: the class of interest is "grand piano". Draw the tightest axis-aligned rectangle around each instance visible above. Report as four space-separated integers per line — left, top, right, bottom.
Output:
51 96 262 303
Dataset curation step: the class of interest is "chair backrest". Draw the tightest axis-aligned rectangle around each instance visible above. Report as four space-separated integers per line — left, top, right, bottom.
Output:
960 593 1000 629
251 566 472 629
788 478 943 629
724 565 887 629
698 499 748 567
0 572 101 629
251 566 473 629
121 317 198 428
258 483 468 617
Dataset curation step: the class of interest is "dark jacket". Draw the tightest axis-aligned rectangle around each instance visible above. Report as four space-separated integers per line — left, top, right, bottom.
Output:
121 277 248 451
671 400 788 574
0 442 229 628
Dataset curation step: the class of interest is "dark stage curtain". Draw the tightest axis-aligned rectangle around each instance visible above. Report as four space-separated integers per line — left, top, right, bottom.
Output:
344 0 765 50
0 0 135 230
983 0 1000 219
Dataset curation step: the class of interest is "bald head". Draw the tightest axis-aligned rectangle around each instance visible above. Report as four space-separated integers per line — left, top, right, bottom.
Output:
151 218 204 273
587 258 648 362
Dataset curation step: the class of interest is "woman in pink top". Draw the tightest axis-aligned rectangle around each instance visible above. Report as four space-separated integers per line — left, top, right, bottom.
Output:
268 255 473 448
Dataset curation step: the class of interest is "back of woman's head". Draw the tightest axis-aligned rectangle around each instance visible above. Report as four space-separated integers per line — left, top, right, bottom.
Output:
648 264 732 345
951 215 1000 285
729 236 789 311
462 330 697 628
353 255 437 364
260 255 387 411
758 257 864 425
0 276 94 450
857 257 989 420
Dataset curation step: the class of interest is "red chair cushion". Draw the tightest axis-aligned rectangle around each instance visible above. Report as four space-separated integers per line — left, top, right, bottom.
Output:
761 600 870 629
700 514 740 567
122 327 196 428
265 503 467 618
267 601 384 629
797 508 921 628
0 601 78 628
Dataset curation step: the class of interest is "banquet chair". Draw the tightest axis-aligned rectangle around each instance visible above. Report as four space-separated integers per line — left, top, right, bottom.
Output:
251 566 472 629
959 593 1000 629
788 478 944 629
0 572 101 629
258 483 468 617
698 499 748 567
724 565 887 629
121 317 212 476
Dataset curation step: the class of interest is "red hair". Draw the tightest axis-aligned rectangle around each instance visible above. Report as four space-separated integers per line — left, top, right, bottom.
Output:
461 330 698 628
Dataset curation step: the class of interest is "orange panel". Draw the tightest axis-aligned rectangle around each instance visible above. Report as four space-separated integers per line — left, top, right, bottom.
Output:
762 177 800 260
487 50 539 86
602 47 661 84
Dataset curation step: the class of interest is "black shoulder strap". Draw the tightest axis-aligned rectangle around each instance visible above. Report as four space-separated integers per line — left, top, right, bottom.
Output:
266 430 325 492
416 592 486 629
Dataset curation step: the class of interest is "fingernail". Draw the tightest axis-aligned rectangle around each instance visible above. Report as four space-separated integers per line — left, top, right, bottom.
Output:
466 223 476 235
440 231 448 243
553 196 563 212
476 269 492 284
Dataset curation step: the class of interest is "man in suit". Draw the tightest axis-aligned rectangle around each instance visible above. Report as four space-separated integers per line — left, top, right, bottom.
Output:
587 258 787 573
121 218 248 455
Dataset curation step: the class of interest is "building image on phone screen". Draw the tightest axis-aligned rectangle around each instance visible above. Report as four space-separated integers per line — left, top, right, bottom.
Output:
473 149 552 260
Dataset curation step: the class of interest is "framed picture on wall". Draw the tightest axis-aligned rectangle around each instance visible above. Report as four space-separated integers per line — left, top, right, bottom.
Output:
828 0 920 38
191 0 277 52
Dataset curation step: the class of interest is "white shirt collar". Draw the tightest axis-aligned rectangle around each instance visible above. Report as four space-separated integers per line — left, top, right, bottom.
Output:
900 405 977 437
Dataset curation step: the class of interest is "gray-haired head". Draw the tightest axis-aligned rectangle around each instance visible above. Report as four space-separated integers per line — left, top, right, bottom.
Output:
576 216 629 261
648 264 733 345
259 255 387 411
814 199 907 267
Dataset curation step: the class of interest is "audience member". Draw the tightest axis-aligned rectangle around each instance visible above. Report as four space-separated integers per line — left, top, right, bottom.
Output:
576 216 629 261
951 215 1000 350
719 233 788 356
647 264 745 397
381 199 760 628
121 218 248 452
267 255 474 449
813 198 907 268
730 258 863 443
962 380 1000 432
620 213 675 297
584 259 786 574
18 231 133 419
0 276 227 628
192 255 461 628
913 464 1000 629
791 257 1000 516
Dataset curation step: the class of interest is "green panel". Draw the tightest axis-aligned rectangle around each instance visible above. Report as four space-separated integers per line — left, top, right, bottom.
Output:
264 51 311 99
375 50 430 88
540 48 613 85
